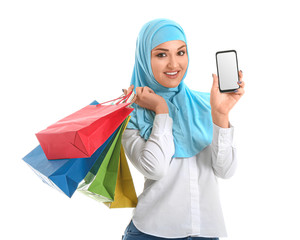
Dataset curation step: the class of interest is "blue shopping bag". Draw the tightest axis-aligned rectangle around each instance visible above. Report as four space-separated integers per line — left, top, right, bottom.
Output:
23 127 118 197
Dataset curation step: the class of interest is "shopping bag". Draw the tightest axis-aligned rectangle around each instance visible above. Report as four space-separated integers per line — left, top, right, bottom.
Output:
103 145 138 208
22 127 118 198
35 94 134 160
77 117 136 205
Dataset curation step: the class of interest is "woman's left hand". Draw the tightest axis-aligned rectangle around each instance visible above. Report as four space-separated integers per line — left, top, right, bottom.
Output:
210 70 245 127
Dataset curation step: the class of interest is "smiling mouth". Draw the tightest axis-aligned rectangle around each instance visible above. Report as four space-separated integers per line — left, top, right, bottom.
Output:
164 71 180 78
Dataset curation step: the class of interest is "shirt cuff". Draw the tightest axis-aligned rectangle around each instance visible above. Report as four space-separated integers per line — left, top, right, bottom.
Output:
151 113 173 136
212 122 235 147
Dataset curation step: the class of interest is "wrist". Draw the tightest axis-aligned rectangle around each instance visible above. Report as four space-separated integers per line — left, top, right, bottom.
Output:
211 111 229 128
154 101 169 114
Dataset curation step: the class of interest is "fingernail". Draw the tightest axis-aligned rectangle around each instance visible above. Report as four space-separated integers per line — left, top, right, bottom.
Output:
240 70 243 73
234 89 238 92
122 89 125 93
212 73 214 77
238 81 242 84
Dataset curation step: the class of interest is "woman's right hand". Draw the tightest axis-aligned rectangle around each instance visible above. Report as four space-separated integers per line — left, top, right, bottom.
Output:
123 85 169 114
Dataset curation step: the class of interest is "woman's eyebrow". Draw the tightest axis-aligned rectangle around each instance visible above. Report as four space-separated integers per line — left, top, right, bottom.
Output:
153 45 186 52
177 44 186 50
153 47 169 52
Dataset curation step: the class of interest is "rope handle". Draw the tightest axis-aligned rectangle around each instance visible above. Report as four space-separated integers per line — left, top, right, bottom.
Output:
97 90 135 106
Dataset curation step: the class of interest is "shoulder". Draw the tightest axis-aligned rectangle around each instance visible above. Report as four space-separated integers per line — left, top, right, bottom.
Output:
190 89 210 98
188 89 211 107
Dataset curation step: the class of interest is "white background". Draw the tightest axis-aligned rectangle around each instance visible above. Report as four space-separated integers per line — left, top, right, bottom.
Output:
1 0 299 239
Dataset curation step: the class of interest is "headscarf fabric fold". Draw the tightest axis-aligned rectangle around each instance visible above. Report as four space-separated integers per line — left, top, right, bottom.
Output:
127 18 213 158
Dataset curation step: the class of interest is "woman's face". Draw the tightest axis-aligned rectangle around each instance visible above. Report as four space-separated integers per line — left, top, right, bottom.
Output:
151 40 188 88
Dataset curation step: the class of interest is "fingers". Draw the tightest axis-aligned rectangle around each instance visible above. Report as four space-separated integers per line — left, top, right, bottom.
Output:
238 70 245 94
238 70 243 80
212 73 219 89
135 86 142 96
238 70 245 87
234 71 245 96
233 86 245 95
135 86 154 96
143 86 154 93
238 80 245 88
123 85 135 95
128 84 134 93
127 85 134 95
212 71 244 90
134 86 155 105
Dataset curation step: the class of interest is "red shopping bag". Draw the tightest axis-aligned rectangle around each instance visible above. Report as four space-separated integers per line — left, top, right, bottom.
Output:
36 94 134 160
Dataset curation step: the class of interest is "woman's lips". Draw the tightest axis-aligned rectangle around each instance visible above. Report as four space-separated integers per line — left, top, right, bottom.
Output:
164 71 180 79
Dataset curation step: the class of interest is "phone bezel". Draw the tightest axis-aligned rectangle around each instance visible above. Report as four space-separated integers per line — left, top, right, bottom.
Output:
215 50 240 93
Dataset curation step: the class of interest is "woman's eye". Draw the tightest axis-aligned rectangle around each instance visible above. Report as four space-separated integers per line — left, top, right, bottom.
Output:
156 53 167 58
178 50 185 56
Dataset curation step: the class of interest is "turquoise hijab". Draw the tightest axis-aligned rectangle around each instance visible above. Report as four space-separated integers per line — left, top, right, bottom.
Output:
127 18 213 158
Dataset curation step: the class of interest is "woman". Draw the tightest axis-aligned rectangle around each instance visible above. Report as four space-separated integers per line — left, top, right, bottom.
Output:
121 18 245 240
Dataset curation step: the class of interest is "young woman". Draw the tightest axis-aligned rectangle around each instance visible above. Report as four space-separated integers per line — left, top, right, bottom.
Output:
121 18 245 240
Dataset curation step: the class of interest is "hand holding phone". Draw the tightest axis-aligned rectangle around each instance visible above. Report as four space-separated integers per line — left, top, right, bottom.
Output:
215 50 240 93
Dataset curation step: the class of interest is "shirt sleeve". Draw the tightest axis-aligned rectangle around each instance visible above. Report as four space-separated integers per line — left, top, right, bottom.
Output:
121 113 175 180
211 122 237 179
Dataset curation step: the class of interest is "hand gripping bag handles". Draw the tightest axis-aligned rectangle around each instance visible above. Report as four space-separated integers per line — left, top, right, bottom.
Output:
35 93 134 160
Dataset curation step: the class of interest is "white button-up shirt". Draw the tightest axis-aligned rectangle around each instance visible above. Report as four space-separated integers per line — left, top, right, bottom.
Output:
121 113 237 238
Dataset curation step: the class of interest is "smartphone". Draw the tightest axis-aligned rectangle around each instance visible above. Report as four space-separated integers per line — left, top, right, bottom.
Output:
215 50 240 93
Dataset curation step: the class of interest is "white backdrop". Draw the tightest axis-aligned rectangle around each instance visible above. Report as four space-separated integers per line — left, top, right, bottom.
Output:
1 1 299 239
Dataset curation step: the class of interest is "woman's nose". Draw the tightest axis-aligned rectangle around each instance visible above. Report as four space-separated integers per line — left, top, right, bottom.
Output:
167 55 179 69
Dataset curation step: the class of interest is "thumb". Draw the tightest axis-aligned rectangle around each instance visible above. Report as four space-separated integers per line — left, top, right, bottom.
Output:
212 73 219 89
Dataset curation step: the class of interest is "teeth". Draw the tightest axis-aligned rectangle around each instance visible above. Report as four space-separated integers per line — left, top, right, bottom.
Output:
165 72 178 75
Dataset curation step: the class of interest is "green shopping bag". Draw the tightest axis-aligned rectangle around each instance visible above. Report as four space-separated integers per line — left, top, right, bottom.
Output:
77 117 130 202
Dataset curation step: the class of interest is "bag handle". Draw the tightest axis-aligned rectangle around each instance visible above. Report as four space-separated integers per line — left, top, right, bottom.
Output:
97 91 135 106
